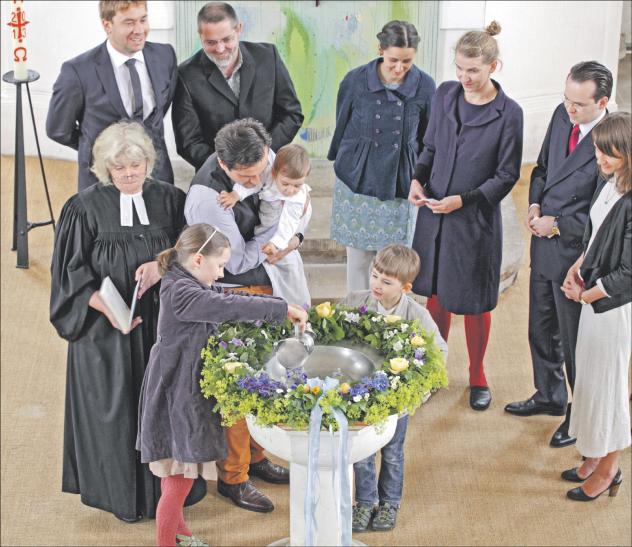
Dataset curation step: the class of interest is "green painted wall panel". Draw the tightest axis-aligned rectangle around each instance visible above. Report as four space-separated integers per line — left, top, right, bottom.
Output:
175 1 439 157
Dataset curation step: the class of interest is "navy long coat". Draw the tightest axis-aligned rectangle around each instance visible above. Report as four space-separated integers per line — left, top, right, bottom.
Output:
327 58 436 201
411 80 523 314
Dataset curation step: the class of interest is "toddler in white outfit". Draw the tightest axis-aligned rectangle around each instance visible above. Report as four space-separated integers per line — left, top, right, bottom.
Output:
218 144 312 307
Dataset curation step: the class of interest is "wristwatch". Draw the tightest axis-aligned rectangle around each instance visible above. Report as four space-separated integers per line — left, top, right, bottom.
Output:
548 217 560 238
579 292 589 305
295 233 304 248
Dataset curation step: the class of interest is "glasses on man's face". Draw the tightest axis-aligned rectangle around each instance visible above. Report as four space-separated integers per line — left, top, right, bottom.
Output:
563 96 593 111
205 32 237 49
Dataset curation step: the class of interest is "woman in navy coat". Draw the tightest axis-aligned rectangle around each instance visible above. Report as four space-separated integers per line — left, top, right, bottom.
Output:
409 22 523 411
328 20 436 290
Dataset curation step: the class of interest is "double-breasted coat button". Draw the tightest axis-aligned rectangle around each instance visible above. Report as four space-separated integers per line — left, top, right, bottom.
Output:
374 142 379 147
394 115 401 120
376 99 382 105
375 114 381 119
397 100 402 106
393 143 399 149
375 128 381 134
393 129 400 135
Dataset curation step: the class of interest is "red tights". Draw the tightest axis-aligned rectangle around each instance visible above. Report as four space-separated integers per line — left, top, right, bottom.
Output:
156 475 193 547
426 295 491 387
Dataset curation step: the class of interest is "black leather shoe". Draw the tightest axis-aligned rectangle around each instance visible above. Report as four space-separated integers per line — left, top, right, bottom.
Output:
504 398 565 416
567 470 622 501
470 387 491 410
114 513 143 523
217 479 274 513
561 467 592 482
249 458 289 484
550 420 576 448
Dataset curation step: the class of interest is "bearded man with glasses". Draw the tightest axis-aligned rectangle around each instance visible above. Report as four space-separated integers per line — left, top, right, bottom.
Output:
172 1 304 171
505 61 612 449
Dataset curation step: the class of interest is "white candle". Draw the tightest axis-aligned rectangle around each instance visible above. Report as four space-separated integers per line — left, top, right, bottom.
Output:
9 1 29 80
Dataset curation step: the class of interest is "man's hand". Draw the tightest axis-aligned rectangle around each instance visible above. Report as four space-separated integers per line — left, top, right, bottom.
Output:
261 242 279 256
426 195 463 215
266 236 299 265
408 179 427 207
529 215 556 238
218 190 240 210
525 205 541 236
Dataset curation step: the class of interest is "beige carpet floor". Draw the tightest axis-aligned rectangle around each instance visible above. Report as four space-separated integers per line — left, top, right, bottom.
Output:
1 156 630 546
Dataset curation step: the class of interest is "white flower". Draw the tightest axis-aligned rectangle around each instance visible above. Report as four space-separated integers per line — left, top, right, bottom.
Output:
400 323 409 332
390 376 401 390
353 395 363 402
392 340 403 352
261 330 268 339
371 315 382 323
276 388 284 394
344 312 360 323
363 393 370 400
245 338 255 347
413 359 424 367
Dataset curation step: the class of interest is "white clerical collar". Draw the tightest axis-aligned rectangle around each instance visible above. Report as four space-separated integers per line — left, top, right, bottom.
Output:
120 190 150 227
579 109 607 140
107 39 146 69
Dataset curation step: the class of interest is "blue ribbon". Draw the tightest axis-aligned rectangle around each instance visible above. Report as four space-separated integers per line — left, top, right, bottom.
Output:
304 377 351 546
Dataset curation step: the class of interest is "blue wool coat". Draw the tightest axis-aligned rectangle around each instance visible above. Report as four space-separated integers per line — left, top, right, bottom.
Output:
411 80 524 314
327 58 436 201
136 263 288 465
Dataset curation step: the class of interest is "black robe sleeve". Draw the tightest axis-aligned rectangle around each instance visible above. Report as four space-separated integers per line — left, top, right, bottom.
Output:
50 195 99 341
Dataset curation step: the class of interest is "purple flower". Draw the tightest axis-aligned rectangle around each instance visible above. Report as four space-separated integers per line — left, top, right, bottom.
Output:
286 368 308 388
349 383 369 398
414 348 424 360
219 341 228 350
369 374 389 392
358 305 368 314
237 373 285 398
230 338 243 347
254 320 263 327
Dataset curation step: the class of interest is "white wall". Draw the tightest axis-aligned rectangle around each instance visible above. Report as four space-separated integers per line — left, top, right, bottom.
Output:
0 0 625 164
437 0 624 161
622 0 631 46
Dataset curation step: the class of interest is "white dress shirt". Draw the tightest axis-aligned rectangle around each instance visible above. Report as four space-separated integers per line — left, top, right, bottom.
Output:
107 40 155 120
578 108 607 143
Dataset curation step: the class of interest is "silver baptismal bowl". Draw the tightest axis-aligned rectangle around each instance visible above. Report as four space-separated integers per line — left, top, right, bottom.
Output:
266 342 382 382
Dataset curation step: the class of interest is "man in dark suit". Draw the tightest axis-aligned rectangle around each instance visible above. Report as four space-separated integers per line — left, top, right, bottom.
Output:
505 62 612 447
46 0 177 190
172 2 303 171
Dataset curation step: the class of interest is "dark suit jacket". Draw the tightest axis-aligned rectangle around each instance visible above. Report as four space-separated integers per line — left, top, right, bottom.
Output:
172 42 304 170
580 180 632 314
529 104 602 283
46 40 178 190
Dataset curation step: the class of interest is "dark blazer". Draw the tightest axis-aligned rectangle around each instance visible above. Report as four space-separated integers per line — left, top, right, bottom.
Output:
172 42 304 170
529 104 602 283
580 181 632 314
327 58 436 201
411 80 523 314
46 40 178 191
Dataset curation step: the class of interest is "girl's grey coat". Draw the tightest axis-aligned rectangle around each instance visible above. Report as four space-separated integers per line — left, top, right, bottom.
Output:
136 264 288 465
411 80 524 314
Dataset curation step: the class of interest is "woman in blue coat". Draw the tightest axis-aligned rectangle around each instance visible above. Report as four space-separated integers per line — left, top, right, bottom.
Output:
409 22 523 411
328 20 436 290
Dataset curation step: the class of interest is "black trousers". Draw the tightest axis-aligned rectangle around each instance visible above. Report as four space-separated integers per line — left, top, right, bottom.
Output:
528 270 582 409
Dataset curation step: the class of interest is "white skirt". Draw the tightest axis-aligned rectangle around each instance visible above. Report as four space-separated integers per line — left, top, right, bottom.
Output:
569 302 632 458
263 250 311 309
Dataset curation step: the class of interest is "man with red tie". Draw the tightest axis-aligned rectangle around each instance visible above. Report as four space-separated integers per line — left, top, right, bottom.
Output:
505 61 612 447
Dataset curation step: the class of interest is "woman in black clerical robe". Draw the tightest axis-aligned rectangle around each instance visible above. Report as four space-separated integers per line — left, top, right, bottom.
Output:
50 121 205 522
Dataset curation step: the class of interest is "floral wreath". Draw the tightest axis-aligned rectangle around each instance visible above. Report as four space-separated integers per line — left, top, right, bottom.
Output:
200 301 448 430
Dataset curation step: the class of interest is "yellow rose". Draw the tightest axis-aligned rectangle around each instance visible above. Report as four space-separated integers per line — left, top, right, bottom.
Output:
389 357 409 374
311 386 321 395
410 335 425 348
315 301 335 318
384 314 402 324
223 361 243 374
340 383 351 394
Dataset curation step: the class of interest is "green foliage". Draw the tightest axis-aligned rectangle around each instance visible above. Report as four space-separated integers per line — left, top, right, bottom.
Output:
200 303 448 430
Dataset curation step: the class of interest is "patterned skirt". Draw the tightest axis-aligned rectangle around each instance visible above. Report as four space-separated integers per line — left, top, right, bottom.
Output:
330 178 417 251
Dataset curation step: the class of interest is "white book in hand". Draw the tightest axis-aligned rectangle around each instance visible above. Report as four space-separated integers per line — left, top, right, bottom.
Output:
98 276 141 334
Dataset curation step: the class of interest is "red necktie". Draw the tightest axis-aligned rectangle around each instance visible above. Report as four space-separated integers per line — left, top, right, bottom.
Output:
568 124 580 154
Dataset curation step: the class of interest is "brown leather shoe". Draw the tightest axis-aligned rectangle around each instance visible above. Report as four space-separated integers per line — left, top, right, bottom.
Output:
249 458 290 484
217 479 274 513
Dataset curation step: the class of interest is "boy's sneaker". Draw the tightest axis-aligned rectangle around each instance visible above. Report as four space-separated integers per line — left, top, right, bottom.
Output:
352 503 374 532
371 502 398 531
176 534 209 546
